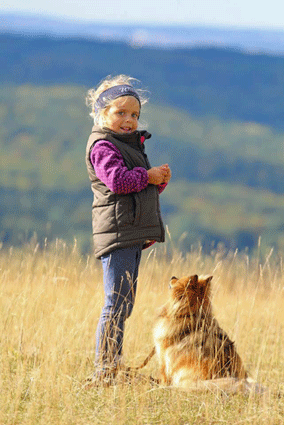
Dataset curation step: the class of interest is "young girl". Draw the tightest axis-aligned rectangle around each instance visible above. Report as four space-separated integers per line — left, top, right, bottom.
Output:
85 75 171 385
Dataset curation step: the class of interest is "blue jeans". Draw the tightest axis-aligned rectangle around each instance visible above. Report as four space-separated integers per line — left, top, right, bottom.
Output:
95 244 142 369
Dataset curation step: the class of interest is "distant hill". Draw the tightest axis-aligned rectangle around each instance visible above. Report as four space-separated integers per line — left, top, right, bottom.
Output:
2 12 284 54
1 83 284 253
1 33 284 130
1 32 284 253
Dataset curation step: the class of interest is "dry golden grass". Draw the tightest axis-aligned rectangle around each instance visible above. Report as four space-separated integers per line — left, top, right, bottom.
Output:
0 239 284 424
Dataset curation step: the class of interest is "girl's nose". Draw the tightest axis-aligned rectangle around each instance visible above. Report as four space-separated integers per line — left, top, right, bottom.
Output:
125 115 132 122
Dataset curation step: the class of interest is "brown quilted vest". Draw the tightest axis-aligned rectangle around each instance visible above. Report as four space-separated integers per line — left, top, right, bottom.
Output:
86 126 165 258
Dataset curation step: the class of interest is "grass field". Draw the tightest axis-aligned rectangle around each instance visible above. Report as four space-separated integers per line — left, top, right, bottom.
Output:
1 239 284 424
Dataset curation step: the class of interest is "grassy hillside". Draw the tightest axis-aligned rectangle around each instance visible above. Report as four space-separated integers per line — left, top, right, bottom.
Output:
163 181 284 252
1 84 284 252
2 84 283 192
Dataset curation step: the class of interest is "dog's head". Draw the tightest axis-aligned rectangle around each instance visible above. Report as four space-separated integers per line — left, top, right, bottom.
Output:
169 274 213 316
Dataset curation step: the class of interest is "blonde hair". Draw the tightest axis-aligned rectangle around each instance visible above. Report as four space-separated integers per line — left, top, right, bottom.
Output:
86 74 149 126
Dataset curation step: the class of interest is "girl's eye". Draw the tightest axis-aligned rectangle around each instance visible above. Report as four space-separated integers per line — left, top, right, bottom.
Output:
117 111 124 116
132 113 138 119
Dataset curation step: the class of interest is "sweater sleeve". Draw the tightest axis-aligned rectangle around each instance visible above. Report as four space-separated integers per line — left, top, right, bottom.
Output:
157 182 168 194
90 140 149 194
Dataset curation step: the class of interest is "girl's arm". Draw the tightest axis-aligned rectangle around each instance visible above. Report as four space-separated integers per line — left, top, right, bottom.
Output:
90 140 149 194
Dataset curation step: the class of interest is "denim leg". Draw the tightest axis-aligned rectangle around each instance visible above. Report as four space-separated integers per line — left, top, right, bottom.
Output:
95 244 142 369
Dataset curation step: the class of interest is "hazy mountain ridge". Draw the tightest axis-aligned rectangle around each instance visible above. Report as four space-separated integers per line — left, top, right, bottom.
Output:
2 12 284 53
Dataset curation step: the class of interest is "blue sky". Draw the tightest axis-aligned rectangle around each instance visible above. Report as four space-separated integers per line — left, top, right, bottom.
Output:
1 0 284 29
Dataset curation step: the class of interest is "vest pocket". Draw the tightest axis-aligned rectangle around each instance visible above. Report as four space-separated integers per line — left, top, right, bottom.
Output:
132 194 141 226
138 186 160 227
92 203 117 233
115 195 136 227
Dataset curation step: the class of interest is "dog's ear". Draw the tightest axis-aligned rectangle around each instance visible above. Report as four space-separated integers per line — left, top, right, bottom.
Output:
201 276 213 294
188 275 198 287
205 276 213 285
169 276 178 288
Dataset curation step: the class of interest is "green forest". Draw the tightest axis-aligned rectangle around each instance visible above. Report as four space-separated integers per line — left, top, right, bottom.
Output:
1 34 284 253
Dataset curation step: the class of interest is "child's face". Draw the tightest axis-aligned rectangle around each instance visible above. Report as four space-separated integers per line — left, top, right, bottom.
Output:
103 96 140 134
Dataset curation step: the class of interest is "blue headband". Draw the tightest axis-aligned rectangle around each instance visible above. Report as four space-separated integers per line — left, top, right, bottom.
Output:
94 84 141 113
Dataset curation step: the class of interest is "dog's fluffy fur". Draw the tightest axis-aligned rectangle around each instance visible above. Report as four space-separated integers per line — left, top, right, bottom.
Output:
152 275 261 393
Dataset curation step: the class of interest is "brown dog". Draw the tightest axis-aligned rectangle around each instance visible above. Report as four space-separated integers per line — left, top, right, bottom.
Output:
152 275 257 393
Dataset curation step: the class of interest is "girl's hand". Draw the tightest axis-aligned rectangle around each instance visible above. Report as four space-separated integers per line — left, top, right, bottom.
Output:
161 164 171 183
147 164 171 185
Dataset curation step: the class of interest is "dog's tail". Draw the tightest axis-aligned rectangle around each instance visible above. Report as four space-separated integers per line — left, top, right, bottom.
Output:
126 347 156 371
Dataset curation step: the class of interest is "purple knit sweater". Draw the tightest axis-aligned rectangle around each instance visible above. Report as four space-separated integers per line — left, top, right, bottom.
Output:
90 139 167 195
